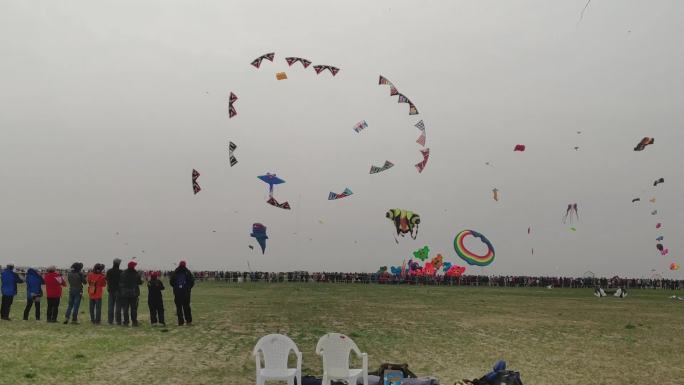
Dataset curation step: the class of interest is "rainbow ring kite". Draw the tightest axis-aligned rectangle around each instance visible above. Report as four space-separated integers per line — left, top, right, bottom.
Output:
454 230 495 266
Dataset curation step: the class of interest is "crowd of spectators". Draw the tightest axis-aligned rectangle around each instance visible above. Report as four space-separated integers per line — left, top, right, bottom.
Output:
8 267 682 291
1 260 195 326
180 270 682 290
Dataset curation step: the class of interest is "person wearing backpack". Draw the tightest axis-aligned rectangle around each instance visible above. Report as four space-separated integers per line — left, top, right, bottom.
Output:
87 263 107 324
116 260 142 327
23 268 45 320
170 260 194 326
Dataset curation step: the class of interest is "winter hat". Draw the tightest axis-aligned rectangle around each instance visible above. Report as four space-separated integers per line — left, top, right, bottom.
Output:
113 258 122 266
127 260 137 269
179 260 187 268
150 271 160 278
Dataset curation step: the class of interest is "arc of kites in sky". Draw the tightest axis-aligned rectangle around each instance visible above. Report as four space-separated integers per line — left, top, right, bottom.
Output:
224 56 436 250
648 170 670 258
378 75 429 173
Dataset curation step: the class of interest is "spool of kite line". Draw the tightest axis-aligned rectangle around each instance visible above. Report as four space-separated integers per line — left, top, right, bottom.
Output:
454 230 495 266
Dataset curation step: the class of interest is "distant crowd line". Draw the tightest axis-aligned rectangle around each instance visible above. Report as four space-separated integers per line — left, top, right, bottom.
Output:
2 264 681 324
184 271 682 290
0 259 195 326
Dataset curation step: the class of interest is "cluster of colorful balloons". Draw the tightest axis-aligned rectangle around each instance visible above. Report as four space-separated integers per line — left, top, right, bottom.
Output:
385 246 467 278
381 230 496 279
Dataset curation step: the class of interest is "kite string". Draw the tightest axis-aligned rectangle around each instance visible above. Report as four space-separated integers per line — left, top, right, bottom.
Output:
577 0 592 25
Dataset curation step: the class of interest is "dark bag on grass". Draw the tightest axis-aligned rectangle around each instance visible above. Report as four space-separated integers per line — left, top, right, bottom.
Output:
369 363 418 379
472 370 523 385
299 375 346 385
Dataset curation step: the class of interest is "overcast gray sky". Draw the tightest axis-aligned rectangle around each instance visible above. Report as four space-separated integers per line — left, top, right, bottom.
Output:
1 0 682 277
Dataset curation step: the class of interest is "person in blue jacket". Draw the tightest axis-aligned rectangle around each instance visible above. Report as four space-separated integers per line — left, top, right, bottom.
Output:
1 263 24 320
23 268 45 320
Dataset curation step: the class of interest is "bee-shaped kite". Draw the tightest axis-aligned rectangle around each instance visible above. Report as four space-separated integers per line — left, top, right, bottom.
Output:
386 209 420 242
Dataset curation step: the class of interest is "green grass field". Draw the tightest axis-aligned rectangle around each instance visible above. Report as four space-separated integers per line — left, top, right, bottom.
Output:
0 282 682 385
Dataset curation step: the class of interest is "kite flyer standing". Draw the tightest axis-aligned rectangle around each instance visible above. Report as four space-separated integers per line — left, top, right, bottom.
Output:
106 258 122 325
170 261 194 326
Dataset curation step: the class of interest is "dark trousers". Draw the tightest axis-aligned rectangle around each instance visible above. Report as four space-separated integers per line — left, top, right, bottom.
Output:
116 297 138 325
173 289 192 324
23 299 41 320
1 295 14 319
46 298 60 322
107 290 121 324
89 299 102 323
148 299 165 325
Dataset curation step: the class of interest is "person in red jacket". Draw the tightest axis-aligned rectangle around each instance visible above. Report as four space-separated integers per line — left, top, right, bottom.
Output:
87 263 107 324
44 266 66 323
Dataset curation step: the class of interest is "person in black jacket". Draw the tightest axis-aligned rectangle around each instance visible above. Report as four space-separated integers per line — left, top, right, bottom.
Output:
63 262 86 324
169 260 194 326
116 260 142 327
106 258 122 325
147 271 165 326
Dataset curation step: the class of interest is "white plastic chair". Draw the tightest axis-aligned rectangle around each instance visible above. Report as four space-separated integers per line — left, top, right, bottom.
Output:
253 334 302 385
316 333 368 385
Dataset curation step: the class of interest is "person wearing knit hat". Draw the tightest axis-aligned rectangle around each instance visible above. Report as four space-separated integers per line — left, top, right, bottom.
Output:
170 260 195 326
106 258 122 325
87 263 107 324
147 271 165 326
1 263 24 320
116 260 142 326
64 262 86 324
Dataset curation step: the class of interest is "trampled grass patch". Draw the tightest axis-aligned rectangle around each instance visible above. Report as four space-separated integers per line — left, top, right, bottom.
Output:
0 282 682 385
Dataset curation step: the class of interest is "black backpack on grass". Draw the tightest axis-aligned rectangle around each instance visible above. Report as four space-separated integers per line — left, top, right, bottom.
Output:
472 370 523 385
369 363 418 380
456 360 523 385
